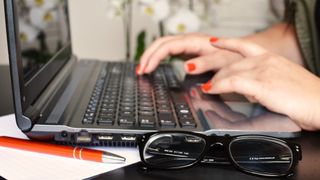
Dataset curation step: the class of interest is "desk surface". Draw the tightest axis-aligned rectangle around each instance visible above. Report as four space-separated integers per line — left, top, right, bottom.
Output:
92 131 320 180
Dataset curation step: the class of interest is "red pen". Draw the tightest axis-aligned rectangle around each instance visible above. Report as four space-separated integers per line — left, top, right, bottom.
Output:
0 136 125 163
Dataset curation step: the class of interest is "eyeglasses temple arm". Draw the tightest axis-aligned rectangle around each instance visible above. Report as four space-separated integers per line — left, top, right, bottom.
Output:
201 154 293 165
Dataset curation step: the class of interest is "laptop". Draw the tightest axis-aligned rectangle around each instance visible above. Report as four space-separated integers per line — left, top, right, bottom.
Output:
4 0 301 146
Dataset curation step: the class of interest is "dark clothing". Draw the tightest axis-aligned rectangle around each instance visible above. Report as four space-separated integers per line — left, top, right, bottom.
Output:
316 0 320 41
294 0 320 76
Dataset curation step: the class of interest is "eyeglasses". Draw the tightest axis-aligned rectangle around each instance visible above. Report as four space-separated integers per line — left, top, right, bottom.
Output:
138 131 302 177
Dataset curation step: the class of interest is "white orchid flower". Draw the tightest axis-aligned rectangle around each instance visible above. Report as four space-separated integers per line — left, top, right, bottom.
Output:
18 20 39 43
29 7 58 29
103 0 127 19
139 0 170 22
24 0 59 10
165 8 201 34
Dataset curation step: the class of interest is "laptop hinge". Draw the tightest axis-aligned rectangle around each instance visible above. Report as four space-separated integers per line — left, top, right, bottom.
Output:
15 115 32 132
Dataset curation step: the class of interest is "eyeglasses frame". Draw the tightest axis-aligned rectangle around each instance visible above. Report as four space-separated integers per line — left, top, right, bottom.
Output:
138 131 302 178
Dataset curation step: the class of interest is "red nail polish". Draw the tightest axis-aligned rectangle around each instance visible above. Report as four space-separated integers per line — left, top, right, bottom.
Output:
136 64 141 75
210 37 219 43
187 63 196 72
201 81 212 92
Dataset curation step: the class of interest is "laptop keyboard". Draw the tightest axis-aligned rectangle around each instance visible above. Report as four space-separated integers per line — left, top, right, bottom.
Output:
82 62 196 129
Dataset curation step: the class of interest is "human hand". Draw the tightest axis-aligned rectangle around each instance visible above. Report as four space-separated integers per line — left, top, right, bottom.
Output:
137 33 242 74
201 38 320 130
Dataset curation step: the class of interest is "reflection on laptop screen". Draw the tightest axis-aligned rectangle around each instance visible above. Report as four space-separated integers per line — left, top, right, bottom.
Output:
15 0 69 81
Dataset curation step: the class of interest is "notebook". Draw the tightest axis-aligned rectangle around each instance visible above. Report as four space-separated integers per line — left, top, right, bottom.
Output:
4 0 301 146
0 114 140 180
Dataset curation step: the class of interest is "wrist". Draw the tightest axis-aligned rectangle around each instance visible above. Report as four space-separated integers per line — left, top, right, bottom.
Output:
308 86 320 130
242 23 305 66
297 79 320 131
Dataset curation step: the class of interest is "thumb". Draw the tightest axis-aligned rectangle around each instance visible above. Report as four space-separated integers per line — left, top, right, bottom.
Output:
209 37 267 57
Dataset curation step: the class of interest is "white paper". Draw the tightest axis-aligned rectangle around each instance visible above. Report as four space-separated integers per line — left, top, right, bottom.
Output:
0 114 141 180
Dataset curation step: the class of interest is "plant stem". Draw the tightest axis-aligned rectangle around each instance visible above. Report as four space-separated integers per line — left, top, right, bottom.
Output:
159 21 165 37
189 0 194 11
124 0 132 61
38 31 48 52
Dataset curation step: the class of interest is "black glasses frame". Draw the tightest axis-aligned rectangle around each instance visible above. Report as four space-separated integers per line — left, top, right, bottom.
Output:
138 131 302 177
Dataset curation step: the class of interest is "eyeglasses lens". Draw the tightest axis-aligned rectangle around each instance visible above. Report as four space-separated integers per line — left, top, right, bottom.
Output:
230 138 293 176
143 133 206 168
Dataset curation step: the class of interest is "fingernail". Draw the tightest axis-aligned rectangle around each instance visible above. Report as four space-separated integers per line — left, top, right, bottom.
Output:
136 64 141 75
187 63 196 72
209 36 219 43
201 81 212 92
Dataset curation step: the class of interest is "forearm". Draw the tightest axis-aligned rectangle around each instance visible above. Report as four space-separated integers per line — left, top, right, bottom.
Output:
244 23 305 66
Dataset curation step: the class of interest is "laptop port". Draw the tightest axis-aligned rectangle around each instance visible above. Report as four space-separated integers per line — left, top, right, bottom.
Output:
75 131 92 143
121 135 136 141
97 134 113 141
61 131 68 138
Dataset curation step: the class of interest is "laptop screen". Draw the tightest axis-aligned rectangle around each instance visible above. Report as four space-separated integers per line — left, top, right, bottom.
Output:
6 0 73 110
15 0 70 81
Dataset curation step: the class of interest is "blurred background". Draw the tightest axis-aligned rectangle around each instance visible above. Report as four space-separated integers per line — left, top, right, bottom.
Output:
0 0 284 64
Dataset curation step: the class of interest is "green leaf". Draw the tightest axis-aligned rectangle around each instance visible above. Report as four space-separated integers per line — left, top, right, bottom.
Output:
134 30 146 63
22 49 52 63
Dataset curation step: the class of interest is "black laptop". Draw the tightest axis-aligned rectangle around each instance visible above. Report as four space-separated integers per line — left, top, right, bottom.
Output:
4 0 301 146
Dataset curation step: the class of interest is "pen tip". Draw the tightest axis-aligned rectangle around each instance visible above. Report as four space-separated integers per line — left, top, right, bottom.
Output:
102 152 126 163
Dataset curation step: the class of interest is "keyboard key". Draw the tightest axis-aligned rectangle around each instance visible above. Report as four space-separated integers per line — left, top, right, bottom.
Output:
90 101 98 106
139 102 153 107
139 93 152 98
139 111 154 116
139 89 151 94
120 111 134 116
156 100 169 104
121 106 135 111
103 103 117 109
118 116 135 126
158 104 171 109
139 106 153 111
138 116 155 127
104 91 118 96
105 87 118 92
140 97 152 102
86 109 96 114
178 109 191 115
159 119 176 127
122 97 135 102
158 113 176 127
97 117 114 125
178 113 193 119
121 102 135 107
84 112 95 117
179 118 196 128
100 108 116 113
89 99 98 104
175 103 189 109
83 117 94 124
156 96 169 101
102 99 116 104
103 95 117 100
122 94 135 99
158 110 172 114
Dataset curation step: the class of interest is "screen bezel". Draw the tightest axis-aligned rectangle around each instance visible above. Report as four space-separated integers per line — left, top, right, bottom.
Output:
5 0 72 112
